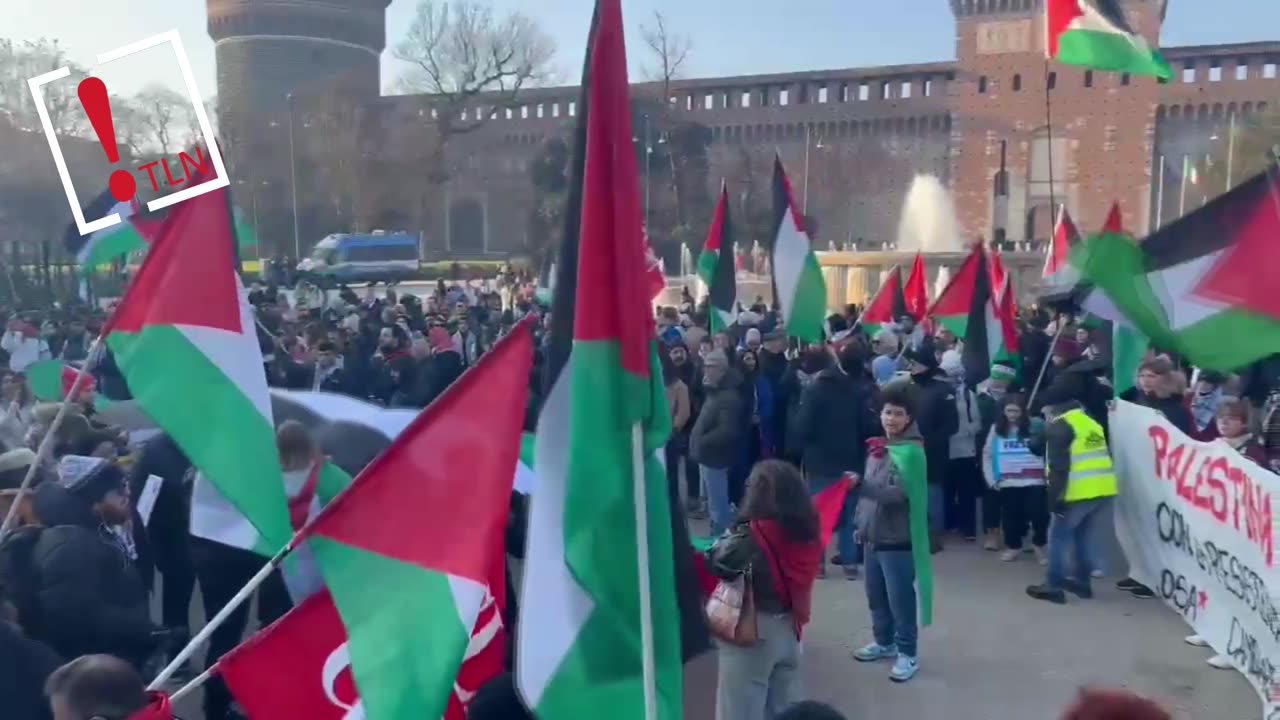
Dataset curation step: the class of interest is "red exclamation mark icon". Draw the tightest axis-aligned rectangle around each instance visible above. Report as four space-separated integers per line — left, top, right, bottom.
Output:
77 77 136 202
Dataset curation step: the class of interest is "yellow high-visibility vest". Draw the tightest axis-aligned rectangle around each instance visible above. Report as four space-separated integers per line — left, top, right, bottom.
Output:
1052 409 1118 502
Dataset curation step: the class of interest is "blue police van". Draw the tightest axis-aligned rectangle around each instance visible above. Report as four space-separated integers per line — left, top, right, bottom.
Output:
295 232 420 288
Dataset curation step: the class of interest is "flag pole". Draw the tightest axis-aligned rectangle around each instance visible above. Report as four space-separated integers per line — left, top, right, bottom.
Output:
169 665 216 703
630 421 659 720
1226 112 1237 190
1178 155 1189 217
1026 321 1068 410
148 542 294 690
1155 155 1165 230
0 339 102 538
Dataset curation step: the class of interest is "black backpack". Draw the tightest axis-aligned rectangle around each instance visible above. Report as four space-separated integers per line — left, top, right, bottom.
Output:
0 526 44 631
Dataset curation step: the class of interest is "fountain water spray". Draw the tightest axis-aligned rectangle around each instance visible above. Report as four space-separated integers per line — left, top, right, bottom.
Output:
897 174 964 253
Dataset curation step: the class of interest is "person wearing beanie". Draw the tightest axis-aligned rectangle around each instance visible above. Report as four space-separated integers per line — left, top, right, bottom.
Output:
26 459 159 667
689 349 746 537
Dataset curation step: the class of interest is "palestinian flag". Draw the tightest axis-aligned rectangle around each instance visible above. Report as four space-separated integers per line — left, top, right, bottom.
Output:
103 183 293 553
859 266 908 337
24 360 95 402
928 243 982 337
298 323 531 720
517 1 704 716
960 246 1019 385
1043 206 1081 280
62 190 154 270
1074 167 1280 371
989 246 1008 300
697 181 737 333
770 155 827 342
903 252 928 322
1045 0 1172 80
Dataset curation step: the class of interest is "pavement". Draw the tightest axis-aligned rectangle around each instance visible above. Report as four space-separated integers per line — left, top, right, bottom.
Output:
164 536 1257 720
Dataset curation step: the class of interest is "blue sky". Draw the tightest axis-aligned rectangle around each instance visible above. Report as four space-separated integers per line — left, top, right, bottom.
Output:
6 0 1280 100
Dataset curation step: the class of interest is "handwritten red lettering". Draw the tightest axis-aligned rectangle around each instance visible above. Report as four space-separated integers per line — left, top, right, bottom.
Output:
1150 426 1170 479
1205 457 1229 523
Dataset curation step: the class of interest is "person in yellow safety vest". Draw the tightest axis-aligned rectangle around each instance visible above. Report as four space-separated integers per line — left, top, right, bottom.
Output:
1025 400 1117 605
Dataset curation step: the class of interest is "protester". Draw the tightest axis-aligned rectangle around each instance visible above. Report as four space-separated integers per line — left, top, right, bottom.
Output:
2 319 52 372
981 395 1048 563
896 343 958 548
940 353 983 541
45 654 172 720
690 348 746 537
1134 357 1192 433
852 387 933 683
0 576 62 720
708 459 821 718
1186 370 1227 442
1026 396 1118 605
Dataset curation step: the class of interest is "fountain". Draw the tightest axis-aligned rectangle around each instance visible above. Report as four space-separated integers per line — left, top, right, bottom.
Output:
680 242 693 277
896 174 964 253
934 265 952 299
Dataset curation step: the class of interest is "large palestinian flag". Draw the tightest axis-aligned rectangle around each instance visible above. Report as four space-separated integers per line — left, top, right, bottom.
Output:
859 266 908 337
63 189 154 270
1074 168 1280 371
103 182 292 553
960 246 1019 386
697 181 737 332
516 1 704 717
770 155 827 342
1045 0 1172 80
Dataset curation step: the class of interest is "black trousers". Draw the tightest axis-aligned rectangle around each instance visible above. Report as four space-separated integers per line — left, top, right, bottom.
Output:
1000 485 1050 550
982 486 1002 532
191 537 292 719
664 433 700 502
943 457 983 536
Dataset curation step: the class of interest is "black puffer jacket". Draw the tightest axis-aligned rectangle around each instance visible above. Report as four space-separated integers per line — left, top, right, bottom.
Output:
0 620 61 720
907 369 959 487
792 367 882 481
27 482 156 665
690 370 747 469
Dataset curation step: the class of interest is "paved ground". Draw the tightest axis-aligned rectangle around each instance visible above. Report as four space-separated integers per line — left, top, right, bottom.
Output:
166 536 1257 720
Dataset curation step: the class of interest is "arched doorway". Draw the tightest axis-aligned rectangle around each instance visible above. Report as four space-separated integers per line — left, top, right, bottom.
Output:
448 198 486 253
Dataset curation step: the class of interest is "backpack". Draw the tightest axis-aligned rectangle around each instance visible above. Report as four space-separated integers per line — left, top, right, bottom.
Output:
0 525 44 631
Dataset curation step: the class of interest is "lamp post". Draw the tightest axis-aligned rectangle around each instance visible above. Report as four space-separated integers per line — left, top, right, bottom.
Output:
286 93 300 262
802 125 825 214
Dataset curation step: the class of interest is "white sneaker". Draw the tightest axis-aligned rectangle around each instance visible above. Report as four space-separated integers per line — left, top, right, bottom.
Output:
1184 634 1211 647
1207 654 1233 669
1000 549 1019 562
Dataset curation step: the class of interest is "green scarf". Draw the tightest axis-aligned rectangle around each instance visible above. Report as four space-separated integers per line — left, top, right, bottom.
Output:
887 440 933 627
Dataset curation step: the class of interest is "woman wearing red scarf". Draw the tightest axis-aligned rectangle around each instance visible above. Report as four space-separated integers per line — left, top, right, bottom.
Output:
707 460 821 719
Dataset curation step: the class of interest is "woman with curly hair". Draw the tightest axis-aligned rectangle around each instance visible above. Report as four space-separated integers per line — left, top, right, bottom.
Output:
708 459 822 719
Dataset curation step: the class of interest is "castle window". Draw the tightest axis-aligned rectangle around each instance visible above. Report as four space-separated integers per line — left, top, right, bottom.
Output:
1012 74 1022 92
685 95 693 110
840 82 849 102
521 106 528 119
569 101 576 116
704 94 714 110
1084 70 1094 88
1236 62 1249 80
779 89 789 106
1182 64 1196 83
818 85 829 103
759 88 770 107
741 91 751 108
536 104 544 118
1120 73 1130 86
1047 72 1057 90
880 82 890 100
924 78 933 97
551 103 560 117
901 81 912 98
1266 63 1278 79
858 83 870 101
978 76 988 94
431 108 439 119
1209 62 1222 82
505 108 513 119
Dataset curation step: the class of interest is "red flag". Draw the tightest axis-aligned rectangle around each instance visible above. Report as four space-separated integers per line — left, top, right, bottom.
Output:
219 588 508 720
1043 205 1080 278
813 480 850 547
903 253 928 322
989 246 1007 298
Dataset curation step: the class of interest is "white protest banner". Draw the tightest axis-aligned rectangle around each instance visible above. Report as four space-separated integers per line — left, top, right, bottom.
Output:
1111 401 1280 718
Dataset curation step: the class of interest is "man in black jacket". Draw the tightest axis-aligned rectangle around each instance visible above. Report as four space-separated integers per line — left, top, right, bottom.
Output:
901 344 959 547
0 581 61 720
792 343 882 577
690 350 746 537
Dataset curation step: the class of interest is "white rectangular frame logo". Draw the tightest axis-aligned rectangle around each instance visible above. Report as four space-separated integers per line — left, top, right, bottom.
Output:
27 30 229 237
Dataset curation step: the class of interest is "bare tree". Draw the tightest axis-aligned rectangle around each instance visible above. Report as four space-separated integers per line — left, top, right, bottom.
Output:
132 85 189 156
0 38 87 136
640 11 692 102
394 0 555 136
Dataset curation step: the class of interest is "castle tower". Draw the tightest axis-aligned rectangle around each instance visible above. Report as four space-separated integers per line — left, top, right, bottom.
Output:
208 0 391 143
949 0 1165 243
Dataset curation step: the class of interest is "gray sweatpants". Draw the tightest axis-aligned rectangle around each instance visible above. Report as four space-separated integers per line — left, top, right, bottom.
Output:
716 612 801 720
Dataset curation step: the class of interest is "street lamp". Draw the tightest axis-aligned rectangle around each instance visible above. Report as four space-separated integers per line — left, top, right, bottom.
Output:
286 93 300 262
802 124 826 214
636 113 667 231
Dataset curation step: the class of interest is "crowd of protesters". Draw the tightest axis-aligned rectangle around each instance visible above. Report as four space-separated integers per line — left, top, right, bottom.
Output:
0 279 1272 719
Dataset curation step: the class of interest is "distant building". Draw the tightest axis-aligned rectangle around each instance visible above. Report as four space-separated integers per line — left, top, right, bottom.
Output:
210 0 1280 256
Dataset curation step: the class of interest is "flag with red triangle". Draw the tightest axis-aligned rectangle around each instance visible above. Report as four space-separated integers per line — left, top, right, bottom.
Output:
903 253 928 323
296 323 532 720
927 243 982 338
1043 205 1081 279
960 246 1020 385
859 266 908 337
989 245 1008 300
104 182 292 553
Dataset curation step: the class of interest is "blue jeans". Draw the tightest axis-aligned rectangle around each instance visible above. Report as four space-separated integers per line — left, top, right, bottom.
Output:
701 464 732 537
1045 496 1112 590
865 545 918 657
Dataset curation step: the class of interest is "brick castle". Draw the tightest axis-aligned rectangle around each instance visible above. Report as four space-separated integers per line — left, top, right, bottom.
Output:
209 0 1279 262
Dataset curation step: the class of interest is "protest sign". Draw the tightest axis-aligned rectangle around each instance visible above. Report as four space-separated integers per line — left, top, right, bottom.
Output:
1111 401 1279 718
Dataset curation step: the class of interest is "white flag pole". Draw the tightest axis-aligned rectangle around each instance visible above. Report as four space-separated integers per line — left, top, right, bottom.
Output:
631 421 658 720
1226 112 1237 191
0 338 102 538
1178 155 1190 218
1155 155 1165 230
